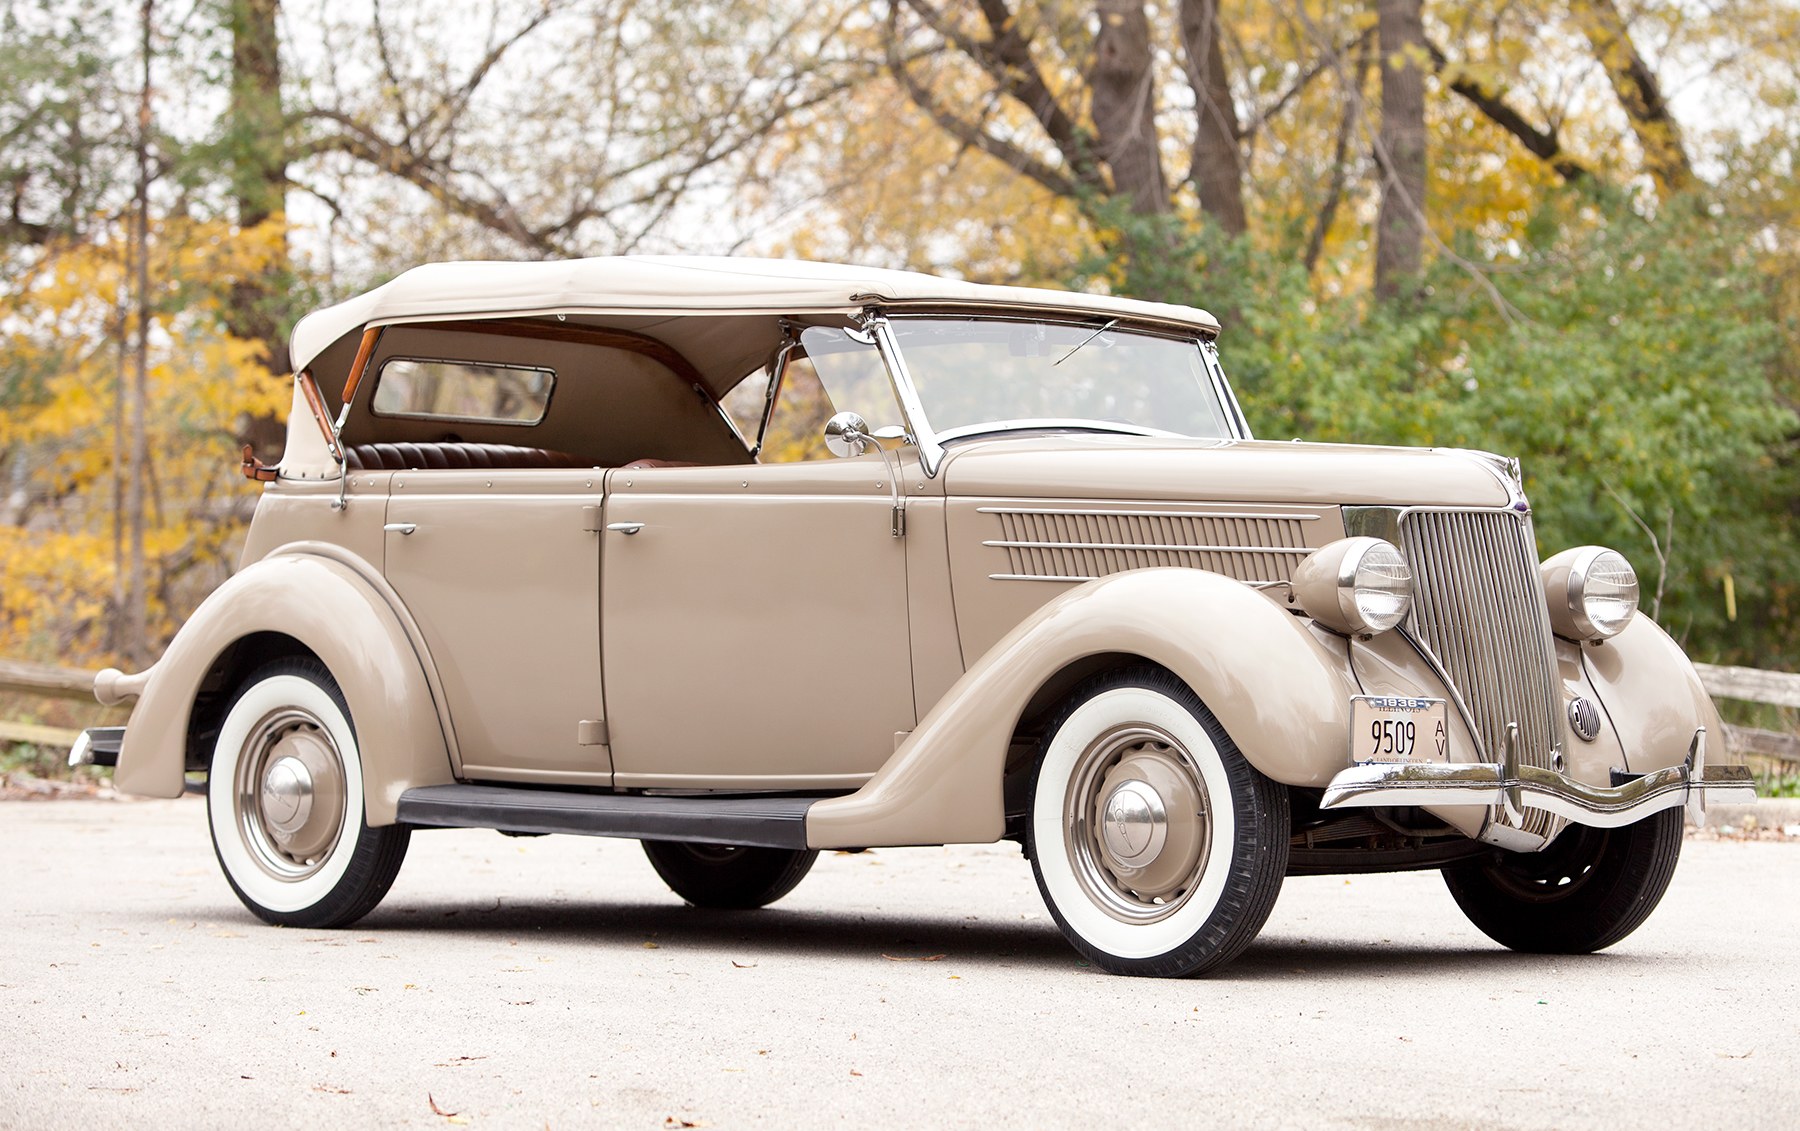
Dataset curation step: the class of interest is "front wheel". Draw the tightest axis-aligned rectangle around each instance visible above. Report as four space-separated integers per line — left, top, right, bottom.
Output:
1442 807 1684 953
1027 666 1289 978
641 841 819 909
207 659 409 928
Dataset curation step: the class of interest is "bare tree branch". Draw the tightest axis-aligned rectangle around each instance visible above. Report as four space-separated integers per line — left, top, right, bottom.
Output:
883 4 1083 199
893 0 1102 187
1304 34 1367 274
1426 40 1589 182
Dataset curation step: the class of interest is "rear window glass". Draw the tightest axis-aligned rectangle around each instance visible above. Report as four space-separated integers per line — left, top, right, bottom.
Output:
371 358 554 425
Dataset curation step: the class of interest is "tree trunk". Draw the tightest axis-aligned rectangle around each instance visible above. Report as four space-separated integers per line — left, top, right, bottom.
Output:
224 0 290 460
127 0 153 666
1176 0 1247 237
228 0 285 232
1089 0 1168 216
1375 0 1427 300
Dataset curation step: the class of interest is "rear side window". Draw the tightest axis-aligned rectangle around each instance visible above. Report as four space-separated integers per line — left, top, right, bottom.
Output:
370 358 555 425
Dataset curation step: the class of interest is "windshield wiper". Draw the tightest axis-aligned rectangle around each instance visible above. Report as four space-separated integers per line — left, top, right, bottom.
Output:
1052 319 1118 367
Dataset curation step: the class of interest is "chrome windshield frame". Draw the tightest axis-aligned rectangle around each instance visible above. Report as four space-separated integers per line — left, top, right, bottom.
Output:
861 308 1247 478
860 310 947 475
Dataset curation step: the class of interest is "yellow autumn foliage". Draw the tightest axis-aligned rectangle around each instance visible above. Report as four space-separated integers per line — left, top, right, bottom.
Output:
0 216 291 667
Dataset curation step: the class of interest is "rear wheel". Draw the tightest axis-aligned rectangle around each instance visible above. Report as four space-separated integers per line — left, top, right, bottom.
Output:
641 841 819 909
1442 807 1683 953
1027 666 1289 977
207 659 409 928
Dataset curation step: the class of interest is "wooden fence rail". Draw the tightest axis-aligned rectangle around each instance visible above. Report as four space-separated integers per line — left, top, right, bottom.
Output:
0 660 101 747
1694 663 1800 765
5 658 1800 762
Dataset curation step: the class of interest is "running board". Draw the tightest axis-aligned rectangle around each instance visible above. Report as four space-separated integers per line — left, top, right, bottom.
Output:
395 784 816 850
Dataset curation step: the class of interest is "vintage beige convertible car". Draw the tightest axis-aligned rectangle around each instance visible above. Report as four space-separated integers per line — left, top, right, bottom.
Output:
75 256 1753 977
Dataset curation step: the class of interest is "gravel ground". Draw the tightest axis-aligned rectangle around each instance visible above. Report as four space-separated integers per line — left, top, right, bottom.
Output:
2 797 1796 1130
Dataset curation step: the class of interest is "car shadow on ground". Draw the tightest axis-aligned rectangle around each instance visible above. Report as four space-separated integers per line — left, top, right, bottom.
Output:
359 897 1081 969
342 896 1639 981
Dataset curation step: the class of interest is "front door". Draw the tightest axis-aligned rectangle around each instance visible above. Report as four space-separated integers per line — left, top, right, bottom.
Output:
383 468 610 785
599 456 915 790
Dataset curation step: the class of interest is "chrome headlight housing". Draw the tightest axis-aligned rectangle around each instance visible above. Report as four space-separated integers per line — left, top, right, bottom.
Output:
1291 537 1414 635
1541 546 1640 640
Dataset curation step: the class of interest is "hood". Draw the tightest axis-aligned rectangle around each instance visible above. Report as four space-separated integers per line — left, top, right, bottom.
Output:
938 435 1518 509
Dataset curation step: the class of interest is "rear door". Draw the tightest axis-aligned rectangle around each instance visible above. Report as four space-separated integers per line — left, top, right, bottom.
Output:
384 468 611 785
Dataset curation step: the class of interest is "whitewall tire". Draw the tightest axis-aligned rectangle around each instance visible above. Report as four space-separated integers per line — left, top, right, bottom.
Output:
207 659 409 928
1028 667 1289 977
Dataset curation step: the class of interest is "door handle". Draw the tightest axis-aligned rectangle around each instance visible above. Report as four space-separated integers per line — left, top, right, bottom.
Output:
606 521 645 535
384 523 417 535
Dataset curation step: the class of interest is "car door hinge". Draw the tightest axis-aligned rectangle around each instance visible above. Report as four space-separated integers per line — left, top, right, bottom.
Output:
892 502 906 538
578 719 609 746
582 504 602 532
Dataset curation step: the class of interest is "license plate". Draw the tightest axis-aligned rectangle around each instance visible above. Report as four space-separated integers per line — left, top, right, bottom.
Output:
1350 696 1448 763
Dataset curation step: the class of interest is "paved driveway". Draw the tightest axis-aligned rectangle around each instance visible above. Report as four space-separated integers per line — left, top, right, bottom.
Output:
2 798 1795 1129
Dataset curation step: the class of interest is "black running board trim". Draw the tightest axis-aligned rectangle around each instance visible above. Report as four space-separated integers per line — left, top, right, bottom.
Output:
395 784 815 850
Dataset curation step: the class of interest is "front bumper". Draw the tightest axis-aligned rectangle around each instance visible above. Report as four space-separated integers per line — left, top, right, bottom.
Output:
1321 728 1755 829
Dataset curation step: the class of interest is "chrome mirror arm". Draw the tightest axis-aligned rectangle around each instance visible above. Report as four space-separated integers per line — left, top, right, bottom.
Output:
823 411 909 538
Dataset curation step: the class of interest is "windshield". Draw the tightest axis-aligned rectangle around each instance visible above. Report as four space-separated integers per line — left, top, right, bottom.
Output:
886 316 1232 440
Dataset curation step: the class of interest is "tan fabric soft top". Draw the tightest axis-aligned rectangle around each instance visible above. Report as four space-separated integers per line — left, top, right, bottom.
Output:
289 256 1222 376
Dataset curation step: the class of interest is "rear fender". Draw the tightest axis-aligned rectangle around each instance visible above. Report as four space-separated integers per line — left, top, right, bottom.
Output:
805 568 1358 848
112 543 455 825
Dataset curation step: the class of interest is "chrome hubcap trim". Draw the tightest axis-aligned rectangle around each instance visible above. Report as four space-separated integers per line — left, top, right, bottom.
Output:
260 755 314 832
234 707 347 882
1065 723 1213 925
1100 780 1167 867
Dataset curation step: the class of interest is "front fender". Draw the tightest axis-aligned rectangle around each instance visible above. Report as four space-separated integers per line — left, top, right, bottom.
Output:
112 544 455 824
1580 613 1729 774
805 568 1357 848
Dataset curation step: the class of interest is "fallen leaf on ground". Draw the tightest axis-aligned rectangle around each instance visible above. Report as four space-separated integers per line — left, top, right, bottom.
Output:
428 1094 458 1117
643 942 660 949
731 961 755 968
850 1069 863 1077
880 954 946 962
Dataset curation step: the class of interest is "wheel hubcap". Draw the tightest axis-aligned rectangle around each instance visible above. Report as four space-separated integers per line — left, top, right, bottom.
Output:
1099 780 1166 867
235 708 347 880
1066 724 1212 924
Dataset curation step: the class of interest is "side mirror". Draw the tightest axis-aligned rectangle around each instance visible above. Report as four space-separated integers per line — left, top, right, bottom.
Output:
823 411 873 458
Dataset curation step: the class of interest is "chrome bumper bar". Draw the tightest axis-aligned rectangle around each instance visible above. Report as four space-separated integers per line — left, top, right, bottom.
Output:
1321 728 1756 829
68 726 125 768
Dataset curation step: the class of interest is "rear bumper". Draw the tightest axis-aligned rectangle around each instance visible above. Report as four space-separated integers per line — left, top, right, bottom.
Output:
68 727 126 769
1321 727 1754 829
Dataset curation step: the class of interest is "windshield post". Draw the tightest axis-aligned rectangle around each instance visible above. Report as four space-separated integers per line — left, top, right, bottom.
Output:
859 309 946 477
1200 339 1253 440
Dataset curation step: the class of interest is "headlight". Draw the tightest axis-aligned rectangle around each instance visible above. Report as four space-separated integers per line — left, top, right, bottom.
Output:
1541 546 1639 640
1292 537 1414 635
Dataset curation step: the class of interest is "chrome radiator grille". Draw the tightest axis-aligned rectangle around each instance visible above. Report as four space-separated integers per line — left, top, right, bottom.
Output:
982 508 1316 584
1398 509 1566 839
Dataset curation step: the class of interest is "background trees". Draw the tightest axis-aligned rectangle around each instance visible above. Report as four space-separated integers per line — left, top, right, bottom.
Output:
1 0 1796 671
